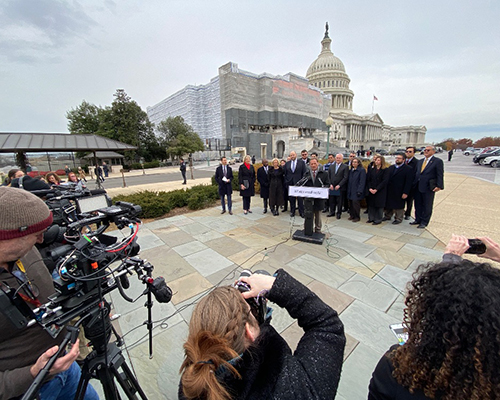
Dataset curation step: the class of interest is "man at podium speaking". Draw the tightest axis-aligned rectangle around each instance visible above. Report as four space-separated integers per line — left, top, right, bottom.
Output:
304 159 330 233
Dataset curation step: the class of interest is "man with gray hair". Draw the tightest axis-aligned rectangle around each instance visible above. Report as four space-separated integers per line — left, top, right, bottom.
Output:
411 145 444 228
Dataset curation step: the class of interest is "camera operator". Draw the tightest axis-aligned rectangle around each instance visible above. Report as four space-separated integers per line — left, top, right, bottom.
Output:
0 187 99 400
368 234 500 400
179 269 346 400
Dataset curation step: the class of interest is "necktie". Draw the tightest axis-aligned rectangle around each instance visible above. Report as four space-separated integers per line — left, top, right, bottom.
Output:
335 163 339 174
223 166 226 176
421 158 428 172
292 161 296 173
313 171 316 182
405 159 409 165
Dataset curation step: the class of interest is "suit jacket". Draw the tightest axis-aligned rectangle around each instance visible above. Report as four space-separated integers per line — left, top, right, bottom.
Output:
328 163 349 191
347 167 367 201
385 164 413 210
215 164 233 196
284 159 307 186
414 156 444 193
304 169 330 210
366 167 390 208
257 165 270 198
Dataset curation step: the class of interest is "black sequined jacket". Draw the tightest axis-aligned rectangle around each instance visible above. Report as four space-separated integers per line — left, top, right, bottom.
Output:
179 269 346 399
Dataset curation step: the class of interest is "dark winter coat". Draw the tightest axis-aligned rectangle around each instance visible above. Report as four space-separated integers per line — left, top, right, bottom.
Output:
257 165 270 199
347 166 367 201
284 159 307 186
178 269 346 400
238 163 255 197
303 169 330 211
269 167 284 207
385 164 413 210
214 164 233 196
369 345 434 400
366 166 390 208
180 162 186 173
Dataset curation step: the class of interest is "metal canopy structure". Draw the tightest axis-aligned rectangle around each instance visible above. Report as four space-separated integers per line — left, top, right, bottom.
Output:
0 133 137 152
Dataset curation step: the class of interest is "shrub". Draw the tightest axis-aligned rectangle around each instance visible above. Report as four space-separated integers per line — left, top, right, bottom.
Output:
111 184 219 218
130 161 160 170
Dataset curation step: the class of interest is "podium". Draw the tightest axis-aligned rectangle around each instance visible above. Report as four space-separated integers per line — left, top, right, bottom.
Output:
288 185 329 245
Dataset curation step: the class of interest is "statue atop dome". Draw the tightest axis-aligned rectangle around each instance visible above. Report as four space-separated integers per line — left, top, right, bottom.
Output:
324 22 329 39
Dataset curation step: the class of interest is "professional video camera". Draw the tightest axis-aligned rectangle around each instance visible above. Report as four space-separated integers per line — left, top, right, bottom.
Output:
10 201 173 400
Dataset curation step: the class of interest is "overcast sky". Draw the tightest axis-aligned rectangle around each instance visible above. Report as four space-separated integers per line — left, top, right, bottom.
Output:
1 0 499 142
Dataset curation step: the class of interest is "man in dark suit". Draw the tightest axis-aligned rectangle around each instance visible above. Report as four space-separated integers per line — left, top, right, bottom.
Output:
285 151 307 217
404 146 419 220
215 156 233 215
327 154 349 219
383 153 413 224
257 159 270 213
411 146 444 228
304 158 330 233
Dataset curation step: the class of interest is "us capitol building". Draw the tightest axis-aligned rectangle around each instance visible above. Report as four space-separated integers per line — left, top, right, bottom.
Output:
147 23 426 160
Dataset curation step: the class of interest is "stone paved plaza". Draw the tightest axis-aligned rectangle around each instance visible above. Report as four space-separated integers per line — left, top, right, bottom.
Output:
99 157 500 400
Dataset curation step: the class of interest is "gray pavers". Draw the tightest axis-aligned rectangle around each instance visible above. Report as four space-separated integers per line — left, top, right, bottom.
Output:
340 300 400 354
337 342 382 400
287 254 355 289
134 228 164 251
398 243 444 262
172 240 208 257
338 274 400 312
326 234 378 258
184 248 234 276
373 264 413 293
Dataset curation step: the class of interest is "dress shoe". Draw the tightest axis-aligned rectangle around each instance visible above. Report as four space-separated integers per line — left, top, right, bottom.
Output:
322 209 328 213
404 215 410 220
417 224 427 229
290 212 295 217
372 221 381 225
363 210 368 214
348 216 353 220
300 214 305 218
283 207 288 212
336 214 341 219
392 220 401 224
248 210 252 213
382 217 391 221
342 208 348 212
409 221 420 225
351 218 360 222
263 209 267 214
221 210 226 214
366 220 373 223
314 229 322 233
229 211 233 215
275 210 279 216
327 213 335 217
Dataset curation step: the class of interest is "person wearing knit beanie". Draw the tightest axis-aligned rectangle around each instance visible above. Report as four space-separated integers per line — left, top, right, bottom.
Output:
0 186 53 241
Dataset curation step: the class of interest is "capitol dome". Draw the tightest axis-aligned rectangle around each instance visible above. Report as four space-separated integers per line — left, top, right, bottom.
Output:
306 23 354 113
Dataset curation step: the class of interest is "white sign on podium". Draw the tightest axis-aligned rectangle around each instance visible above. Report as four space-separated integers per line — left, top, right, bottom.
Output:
288 186 329 199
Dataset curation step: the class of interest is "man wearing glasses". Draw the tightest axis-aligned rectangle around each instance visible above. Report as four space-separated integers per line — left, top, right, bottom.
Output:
410 146 444 229
404 146 419 220
0 187 99 400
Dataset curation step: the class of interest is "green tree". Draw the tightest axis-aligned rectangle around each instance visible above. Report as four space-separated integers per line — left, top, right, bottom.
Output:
66 100 103 135
157 116 204 158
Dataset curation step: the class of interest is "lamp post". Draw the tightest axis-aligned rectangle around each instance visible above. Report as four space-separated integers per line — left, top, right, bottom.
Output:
325 115 334 158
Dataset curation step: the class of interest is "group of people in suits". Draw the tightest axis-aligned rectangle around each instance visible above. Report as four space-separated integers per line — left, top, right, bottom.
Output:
214 145 444 230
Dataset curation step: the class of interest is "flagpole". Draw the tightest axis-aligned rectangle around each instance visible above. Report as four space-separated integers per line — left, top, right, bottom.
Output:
372 96 374 114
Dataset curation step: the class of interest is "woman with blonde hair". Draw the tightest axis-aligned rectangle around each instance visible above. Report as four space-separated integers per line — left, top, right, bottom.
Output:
366 155 389 225
179 269 346 400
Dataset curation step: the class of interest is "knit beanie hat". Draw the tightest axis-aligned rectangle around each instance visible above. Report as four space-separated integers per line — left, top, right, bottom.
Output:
0 186 53 240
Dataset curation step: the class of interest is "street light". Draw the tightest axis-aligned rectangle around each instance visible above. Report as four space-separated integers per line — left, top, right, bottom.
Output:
325 115 334 158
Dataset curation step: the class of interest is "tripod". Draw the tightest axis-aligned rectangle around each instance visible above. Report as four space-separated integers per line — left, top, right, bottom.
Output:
75 302 148 400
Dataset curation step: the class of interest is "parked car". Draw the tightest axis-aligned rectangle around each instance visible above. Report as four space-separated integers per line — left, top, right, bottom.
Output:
230 154 242 163
375 149 389 155
473 149 500 165
483 155 500 168
463 148 482 156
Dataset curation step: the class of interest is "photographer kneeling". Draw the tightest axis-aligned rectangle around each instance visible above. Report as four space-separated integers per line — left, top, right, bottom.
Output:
0 187 98 400
368 234 500 400
179 269 346 400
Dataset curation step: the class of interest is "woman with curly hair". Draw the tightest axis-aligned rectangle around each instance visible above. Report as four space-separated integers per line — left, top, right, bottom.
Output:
179 269 346 400
369 235 500 400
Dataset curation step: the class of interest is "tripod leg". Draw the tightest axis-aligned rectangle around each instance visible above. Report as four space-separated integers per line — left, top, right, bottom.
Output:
96 365 121 400
75 362 92 400
109 359 148 400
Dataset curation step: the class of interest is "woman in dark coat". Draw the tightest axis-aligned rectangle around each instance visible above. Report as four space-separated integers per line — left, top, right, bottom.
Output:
239 155 256 214
347 157 366 222
280 159 288 212
366 155 390 225
179 269 346 400
268 158 284 216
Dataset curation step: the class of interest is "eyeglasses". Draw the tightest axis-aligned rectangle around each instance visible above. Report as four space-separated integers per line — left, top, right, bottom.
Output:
424 149 431 152
405 150 413 153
